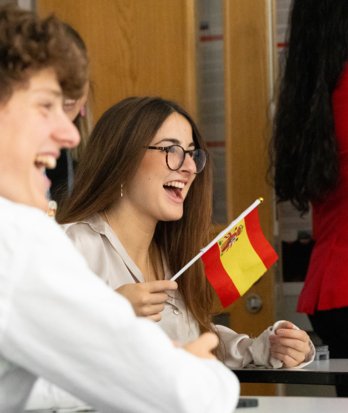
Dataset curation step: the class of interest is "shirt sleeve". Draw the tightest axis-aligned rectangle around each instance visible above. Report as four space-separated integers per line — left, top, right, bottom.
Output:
216 320 316 369
0 207 239 413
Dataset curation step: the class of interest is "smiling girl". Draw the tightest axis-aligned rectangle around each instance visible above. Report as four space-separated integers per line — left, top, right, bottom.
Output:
57 96 314 369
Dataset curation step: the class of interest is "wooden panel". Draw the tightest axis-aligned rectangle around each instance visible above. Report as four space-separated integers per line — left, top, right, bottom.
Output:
36 0 197 121
224 0 276 396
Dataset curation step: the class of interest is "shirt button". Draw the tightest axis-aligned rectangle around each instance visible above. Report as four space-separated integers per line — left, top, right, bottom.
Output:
173 309 180 315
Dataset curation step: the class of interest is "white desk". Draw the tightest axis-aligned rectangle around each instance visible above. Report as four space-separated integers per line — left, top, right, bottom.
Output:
238 396 348 413
30 396 348 413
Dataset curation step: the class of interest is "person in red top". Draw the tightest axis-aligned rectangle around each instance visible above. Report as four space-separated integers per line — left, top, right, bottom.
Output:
271 0 348 397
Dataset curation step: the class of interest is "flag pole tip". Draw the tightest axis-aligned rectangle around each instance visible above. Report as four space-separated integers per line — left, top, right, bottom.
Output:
258 197 264 203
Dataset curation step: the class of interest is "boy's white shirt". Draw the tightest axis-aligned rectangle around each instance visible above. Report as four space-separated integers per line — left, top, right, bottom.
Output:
0 197 239 413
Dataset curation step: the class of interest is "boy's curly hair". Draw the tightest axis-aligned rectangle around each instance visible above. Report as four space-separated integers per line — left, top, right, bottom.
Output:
0 5 88 103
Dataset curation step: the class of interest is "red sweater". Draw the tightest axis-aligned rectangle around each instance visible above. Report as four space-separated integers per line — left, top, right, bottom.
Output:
298 64 348 313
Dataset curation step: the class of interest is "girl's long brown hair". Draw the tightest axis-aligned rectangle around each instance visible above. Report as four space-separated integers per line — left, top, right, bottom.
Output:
57 96 215 335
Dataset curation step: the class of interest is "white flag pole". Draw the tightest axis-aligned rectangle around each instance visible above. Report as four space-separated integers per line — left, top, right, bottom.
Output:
170 198 263 281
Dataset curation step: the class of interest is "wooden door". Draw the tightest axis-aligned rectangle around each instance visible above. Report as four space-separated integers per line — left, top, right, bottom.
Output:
223 0 277 395
36 0 197 121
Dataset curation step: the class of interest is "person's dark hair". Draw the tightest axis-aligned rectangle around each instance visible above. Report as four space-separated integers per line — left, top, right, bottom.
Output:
57 96 215 335
63 21 92 159
271 0 348 213
0 5 88 104
63 22 87 54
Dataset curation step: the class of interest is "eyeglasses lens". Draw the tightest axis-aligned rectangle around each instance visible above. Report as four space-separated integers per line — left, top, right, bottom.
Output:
167 145 206 173
193 149 206 173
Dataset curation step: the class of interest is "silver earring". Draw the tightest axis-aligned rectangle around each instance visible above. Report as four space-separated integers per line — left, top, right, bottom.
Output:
120 183 124 198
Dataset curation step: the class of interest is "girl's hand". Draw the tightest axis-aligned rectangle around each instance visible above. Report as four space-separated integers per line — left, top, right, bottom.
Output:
269 321 312 367
183 332 219 360
116 280 177 321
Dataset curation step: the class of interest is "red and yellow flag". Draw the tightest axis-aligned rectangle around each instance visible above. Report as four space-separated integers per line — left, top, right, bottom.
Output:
201 206 278 308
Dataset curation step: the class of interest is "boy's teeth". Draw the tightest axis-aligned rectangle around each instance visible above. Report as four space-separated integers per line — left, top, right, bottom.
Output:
35 155 57 169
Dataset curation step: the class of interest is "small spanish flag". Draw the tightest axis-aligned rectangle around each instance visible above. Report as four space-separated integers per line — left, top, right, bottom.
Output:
201 200 278 307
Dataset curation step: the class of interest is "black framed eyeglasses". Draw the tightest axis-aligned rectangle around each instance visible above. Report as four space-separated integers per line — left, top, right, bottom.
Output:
144 144 207 174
